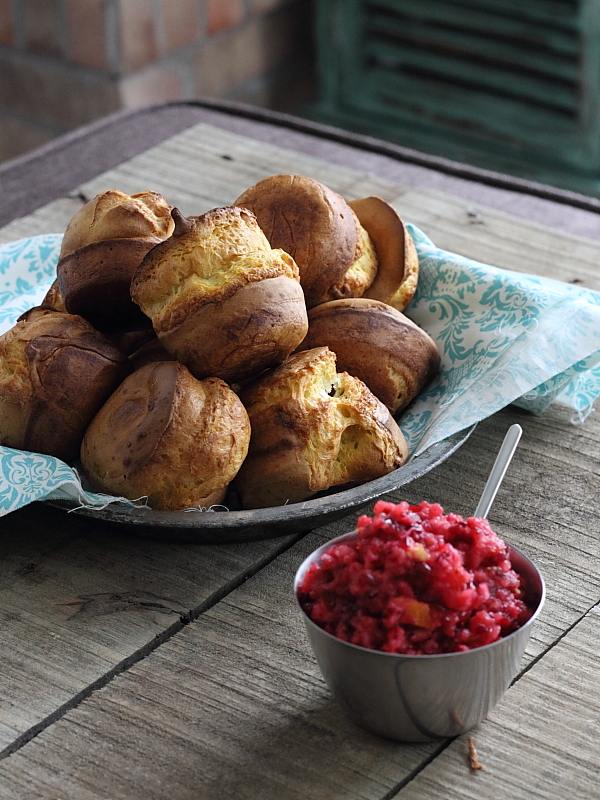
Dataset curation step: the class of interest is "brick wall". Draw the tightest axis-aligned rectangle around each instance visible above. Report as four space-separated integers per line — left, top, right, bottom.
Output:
0 0 313 161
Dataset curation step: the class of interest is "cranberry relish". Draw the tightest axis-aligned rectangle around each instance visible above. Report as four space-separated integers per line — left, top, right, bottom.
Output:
298 501 532 655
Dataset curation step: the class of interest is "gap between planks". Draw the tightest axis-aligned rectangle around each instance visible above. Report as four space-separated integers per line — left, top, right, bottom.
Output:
384 599 600 799
0 530 305 761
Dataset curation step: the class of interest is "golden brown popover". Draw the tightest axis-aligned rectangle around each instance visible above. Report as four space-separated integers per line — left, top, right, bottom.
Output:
235 175 378 307
0 308 129 461
81 361 250 510
60 190 174 258
41 279 66 312
57 190 174 330
236 347 408 508
350 196 419 312
300 298 440 413
131 207 308 383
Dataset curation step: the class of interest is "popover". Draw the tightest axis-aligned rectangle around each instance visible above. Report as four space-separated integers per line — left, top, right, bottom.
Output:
131 207 308 383
236 347 408 508
0 308 129 461
81 361 251 510
57 190 174 330
235 175 378 307
41 279 66 312
350 196 419 312
60 189 174 258
300 298 440 413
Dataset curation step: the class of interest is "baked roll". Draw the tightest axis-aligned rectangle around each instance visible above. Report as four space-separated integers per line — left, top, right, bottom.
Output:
131 207 308 383
128 337 174 370
81 362 251 510
236 347 408 509
300 298 440 413
350 196 419 312
0 308 129 461
235 175 378 307
60 190 174 258
57 190 174 330
41 279 66 312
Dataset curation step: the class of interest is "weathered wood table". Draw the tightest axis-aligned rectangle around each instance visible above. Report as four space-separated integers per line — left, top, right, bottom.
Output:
0 101 598 800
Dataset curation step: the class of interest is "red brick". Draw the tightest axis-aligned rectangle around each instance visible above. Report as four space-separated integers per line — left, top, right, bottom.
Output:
159 0 201 51
0 115 53 162
251 0 291 13
119 63 184 108
0 53 119 130
118 0 159 71
206 0 245 36
22 0 63 56
195 4 304 96
65 0 108 69
0 0 13 45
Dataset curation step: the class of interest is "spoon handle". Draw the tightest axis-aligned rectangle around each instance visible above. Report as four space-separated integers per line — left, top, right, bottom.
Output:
474 424 523 519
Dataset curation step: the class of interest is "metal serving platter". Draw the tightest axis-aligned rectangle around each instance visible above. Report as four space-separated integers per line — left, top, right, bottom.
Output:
47 426 475 542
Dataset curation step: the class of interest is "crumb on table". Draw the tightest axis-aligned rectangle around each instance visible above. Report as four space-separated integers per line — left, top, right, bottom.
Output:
468 736 483 771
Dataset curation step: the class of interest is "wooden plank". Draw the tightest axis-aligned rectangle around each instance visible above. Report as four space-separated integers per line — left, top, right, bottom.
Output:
320 0 600 187
0 407 597 798
370 0 580 42
0 196 86 243
388 187 600 289
0 126 361 243
78 124 364 213
365 13 579 82
367 44 577 113
310 102 600 196
0 502 299 749
397 605 600 799
0 122 597 794
0 531 435 800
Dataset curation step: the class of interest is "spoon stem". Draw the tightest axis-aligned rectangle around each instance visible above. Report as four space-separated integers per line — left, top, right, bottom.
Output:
474 424 522 519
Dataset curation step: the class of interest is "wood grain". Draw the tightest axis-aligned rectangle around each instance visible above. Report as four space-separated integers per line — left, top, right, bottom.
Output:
397 605 600 800
0 504 298 749
0 121 598 797
0 529 439 800
1 123 599 295
0 407 597 798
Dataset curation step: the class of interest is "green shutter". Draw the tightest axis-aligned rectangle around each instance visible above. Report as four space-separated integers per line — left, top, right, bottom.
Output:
312 0 600 194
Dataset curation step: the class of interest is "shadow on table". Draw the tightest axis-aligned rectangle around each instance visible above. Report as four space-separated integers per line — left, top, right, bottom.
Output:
194 695 430 800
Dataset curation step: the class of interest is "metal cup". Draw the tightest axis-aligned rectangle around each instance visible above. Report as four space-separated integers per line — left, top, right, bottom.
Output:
294 532 545 742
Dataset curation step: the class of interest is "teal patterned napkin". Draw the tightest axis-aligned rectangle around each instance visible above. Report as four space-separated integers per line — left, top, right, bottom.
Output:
0 230 599 516
403 225 600 454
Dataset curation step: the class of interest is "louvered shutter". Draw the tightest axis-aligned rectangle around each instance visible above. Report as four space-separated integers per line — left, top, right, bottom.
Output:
314 0 600 193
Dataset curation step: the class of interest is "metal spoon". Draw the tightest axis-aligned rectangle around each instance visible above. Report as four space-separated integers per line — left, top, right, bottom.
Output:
474 424 522 519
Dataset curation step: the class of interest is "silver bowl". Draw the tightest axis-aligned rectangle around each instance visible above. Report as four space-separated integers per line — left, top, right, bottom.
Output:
294 531 545 742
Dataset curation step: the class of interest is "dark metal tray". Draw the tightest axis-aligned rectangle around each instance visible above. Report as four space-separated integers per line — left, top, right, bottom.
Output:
47 426 475 542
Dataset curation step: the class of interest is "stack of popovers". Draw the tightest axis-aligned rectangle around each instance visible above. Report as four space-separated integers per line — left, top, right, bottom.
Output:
0 175 440 511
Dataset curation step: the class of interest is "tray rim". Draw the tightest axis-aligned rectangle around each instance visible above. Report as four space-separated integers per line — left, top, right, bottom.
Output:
46 425 476 529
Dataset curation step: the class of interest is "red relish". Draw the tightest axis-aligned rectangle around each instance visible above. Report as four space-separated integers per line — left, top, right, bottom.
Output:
298 500 532 655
